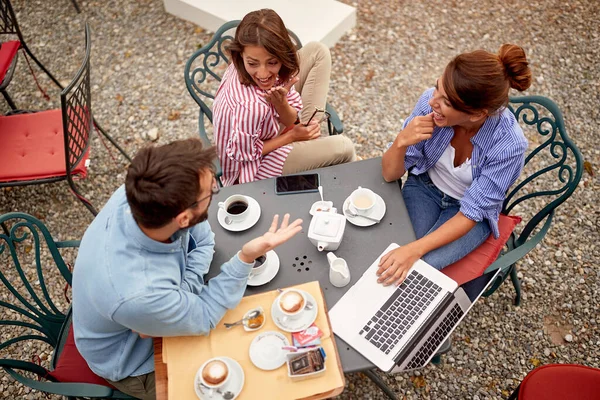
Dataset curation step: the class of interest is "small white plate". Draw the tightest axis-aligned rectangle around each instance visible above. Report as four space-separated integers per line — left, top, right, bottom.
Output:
342 193 386 227
194 356 245 400
271 290 318 333
248 331 290 370
247 250 280 287
217 196 261 232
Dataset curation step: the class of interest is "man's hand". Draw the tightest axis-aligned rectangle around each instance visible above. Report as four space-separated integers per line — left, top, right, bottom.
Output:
376 245 422 286
240 214 303 263
262 76 299 109
395 112 434 148
289 122 321 142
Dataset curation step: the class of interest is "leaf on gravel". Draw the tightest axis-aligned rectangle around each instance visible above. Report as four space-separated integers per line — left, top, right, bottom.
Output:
530 358 542 367
168 110 181 121
464 336 471 344
502 390 511 397
584 161 594 176
194 27 204 34
115 94 124 103
24 245 32 254
410 375 427 389
124 50 132 58
366 69 375 82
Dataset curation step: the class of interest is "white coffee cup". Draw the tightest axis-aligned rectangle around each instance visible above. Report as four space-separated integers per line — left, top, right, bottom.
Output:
349 186 376 215
198 357 230 389
277 289 307 319
218 195 250 223
249 254 268 279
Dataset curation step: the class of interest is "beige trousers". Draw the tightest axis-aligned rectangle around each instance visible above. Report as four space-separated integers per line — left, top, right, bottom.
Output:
107 372 156 400
282 42 356 174
295 42 332 127
282 135 356 175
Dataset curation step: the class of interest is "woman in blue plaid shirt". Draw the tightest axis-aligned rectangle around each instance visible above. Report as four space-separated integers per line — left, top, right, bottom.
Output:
378 44 532 286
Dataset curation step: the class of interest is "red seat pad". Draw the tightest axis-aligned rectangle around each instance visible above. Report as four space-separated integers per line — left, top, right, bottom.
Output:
48 323 116 389
0 40 20 82
519 364 600 399
0 109 88 182
441 214 521 285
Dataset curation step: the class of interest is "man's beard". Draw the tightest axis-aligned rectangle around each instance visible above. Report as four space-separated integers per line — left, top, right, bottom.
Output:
188 210 209 227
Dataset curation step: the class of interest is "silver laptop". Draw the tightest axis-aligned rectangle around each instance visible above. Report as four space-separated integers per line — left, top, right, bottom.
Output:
329 243 500 372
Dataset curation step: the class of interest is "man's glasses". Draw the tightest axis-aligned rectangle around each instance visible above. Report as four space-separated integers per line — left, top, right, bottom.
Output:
304 106 331 126
187 177 220 209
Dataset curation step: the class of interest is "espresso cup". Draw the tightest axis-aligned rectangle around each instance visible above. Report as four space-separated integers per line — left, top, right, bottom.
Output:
349 187 376 215
277 289 307 318
249 254 268 278
218 195 249 223
199 358 230 389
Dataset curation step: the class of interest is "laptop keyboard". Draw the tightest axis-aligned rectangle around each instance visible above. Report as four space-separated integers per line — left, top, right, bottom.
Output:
405 303 464 370
358 270 442 354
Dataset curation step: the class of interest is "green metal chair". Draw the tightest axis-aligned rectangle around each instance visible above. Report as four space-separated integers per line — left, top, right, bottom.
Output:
0 212 135 399
480 96 584 305
184 20 345 185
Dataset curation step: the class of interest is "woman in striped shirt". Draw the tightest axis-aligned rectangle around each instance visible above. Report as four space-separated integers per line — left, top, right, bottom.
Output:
213 9 356 186
378 44 532 286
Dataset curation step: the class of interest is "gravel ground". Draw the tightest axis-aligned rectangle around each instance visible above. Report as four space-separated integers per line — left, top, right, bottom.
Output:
1 0 598 399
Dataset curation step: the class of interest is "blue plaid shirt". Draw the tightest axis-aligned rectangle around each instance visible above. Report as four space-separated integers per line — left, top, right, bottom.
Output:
392 88 528 238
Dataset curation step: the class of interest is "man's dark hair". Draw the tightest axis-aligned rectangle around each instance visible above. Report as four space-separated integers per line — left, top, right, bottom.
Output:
125 138 216 229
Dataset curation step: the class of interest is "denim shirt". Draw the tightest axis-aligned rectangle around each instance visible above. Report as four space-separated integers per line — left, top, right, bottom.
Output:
72 186 253 381
393 88 528 238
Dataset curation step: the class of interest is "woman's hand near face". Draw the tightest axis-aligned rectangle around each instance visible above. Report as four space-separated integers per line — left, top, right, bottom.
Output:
289 122 321 142
395 112 434 148
262 76 299 109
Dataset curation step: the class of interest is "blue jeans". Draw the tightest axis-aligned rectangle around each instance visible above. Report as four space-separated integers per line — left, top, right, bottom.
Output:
402 173 491 270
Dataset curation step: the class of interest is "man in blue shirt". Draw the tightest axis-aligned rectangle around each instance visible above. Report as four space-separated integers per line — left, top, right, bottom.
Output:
72 138 302 399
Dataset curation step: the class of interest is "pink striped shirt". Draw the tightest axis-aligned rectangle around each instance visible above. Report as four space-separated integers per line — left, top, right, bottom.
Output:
213 64 303 186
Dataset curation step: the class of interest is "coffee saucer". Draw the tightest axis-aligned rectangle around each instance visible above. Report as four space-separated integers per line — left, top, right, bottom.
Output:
247 250 280 287
271 290 318 333
217 196 261 232
194 356 245 400
248 331 289 370
342 193 386 227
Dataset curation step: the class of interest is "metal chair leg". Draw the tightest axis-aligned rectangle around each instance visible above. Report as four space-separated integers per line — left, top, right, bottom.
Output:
70 0 81 13
67 178 98 216
94 120 132 162
20 43 63 90
507 383 520 400
1 90 17 110
363 369 398 400
510 265 522 306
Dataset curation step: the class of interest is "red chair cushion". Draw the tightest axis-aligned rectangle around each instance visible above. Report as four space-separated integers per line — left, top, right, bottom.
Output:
442 214 521 285
48 323 115 388
0 109 88 182
0 40 20 82
519 364 600 399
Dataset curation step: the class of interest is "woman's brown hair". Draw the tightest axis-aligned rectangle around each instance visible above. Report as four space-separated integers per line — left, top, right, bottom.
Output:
442 44 532 114
125 138 216 229
227 9 299 86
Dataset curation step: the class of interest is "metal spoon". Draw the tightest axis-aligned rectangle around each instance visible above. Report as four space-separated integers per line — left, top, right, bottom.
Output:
200 383 235 399
345 207 380 223
318 185 324 202
224 216 233 225
223 309 261 329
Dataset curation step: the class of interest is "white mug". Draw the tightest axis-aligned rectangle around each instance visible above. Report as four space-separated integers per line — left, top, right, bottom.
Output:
349 186 376 215
277 289 307 319
198 357 230 389
217 194 249 222
249 254 268 279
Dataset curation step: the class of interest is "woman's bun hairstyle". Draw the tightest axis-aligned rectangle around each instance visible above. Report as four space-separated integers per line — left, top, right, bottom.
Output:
498 44 532 92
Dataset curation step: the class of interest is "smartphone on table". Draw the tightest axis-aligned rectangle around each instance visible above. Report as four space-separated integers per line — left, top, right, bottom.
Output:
275 173 320 195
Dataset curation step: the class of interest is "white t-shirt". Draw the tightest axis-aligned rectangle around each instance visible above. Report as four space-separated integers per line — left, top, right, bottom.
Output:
428 145 473 200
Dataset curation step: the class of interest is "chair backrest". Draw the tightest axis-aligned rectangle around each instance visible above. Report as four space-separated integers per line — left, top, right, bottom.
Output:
0 213 75 374
61 22 92 176
505 96 583 246
0 0 20 37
